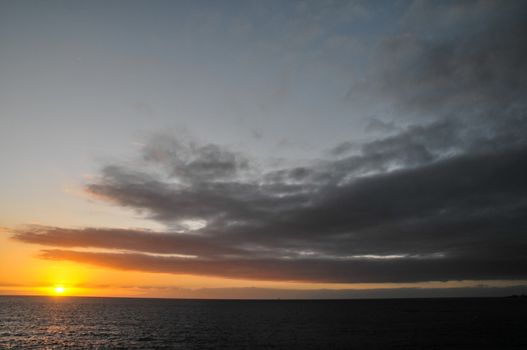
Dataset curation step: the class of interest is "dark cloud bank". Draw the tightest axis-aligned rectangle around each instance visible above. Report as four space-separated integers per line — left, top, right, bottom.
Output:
11 1 527 291
126 285 527 300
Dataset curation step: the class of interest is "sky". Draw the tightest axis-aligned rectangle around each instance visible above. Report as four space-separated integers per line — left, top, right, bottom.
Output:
1 0 527 299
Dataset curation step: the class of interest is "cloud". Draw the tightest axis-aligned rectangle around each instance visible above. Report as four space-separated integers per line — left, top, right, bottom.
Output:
141 133 250 182
347 1 527 130
134 285 527 299
12 226 241 258
364 118 398 134
10 1 527 285
36 249 527 284
12 124 527 282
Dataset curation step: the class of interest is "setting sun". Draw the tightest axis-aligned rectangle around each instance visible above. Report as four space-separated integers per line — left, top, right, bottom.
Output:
54 285 65 295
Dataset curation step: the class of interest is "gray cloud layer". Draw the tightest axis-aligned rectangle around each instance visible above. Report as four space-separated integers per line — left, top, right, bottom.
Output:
11 1 527 285
126 285 527 299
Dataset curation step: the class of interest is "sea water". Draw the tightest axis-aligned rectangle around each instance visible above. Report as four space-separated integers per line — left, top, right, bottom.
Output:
1 296 526 349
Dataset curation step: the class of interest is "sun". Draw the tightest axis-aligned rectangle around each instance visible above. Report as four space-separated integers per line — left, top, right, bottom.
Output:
54 285 65 294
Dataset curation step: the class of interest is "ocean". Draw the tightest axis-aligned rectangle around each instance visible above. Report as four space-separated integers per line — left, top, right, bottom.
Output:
1 296 526 349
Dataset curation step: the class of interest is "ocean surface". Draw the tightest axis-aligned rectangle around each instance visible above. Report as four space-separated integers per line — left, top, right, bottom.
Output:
1 296 526 349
